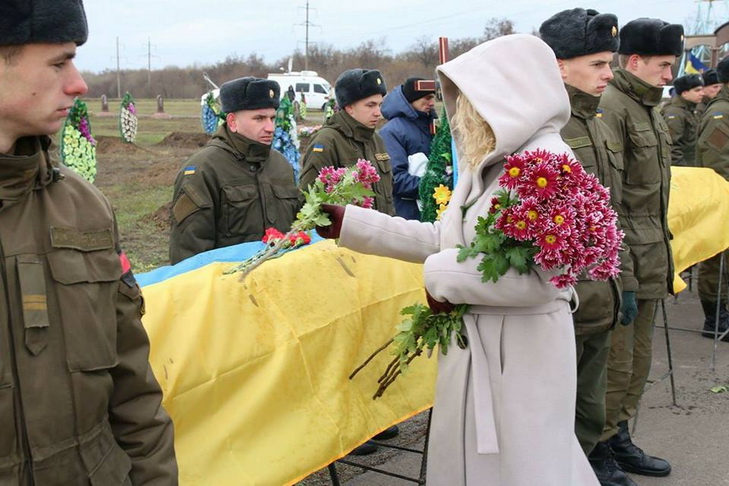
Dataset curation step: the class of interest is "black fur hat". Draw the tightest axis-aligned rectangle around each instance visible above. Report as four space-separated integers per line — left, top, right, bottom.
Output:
402 77 436 103
673 74 704 94
702 69 720 86
618 18 684 56
220 77 280 113
335 69 387 108
718 58 729 84
0 0 88 46
539 8 619 59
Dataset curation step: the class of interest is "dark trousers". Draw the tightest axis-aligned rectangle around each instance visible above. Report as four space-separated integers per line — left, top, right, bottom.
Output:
575 330 611 455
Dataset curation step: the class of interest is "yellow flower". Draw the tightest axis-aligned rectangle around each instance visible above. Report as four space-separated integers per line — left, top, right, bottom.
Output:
436 203 448 220
433 184 452 205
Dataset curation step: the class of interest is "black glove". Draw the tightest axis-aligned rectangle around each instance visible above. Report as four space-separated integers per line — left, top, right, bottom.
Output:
315 204 345 239
426 289 455 314
620 291 638 325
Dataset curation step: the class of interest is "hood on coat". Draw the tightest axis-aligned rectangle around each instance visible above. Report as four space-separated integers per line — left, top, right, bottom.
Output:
436 34 570 171
381 86 421 121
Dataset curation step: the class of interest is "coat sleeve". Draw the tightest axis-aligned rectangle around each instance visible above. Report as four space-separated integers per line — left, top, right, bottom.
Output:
168 168 216 265
423 248 563 307
380 123 421 200
338 204 441 263
112 222 178 485
299 132 340 192
698 109 729 180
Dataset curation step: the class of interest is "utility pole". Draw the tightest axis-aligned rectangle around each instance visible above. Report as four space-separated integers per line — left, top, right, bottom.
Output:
147 38 152 96
116 37 121 99
296 1 320 71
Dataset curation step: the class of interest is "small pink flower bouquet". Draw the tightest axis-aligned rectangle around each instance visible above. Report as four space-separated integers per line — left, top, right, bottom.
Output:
457 149 623 287
226 158 380 280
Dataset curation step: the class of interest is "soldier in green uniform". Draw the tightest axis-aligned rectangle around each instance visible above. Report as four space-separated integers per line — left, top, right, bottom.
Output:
696 57 729 339
697 69 723 120
541 9 638 486
169 77 299 264
0 1 178 483
661 74 704 166
299 69 395 215
596 18 683 480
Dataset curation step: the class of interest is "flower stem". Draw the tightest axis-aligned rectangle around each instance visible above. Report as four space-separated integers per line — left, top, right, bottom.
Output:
349 337 394 380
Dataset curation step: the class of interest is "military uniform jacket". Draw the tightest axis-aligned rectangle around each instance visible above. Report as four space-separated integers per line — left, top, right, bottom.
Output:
298 111 395 215
661 95 700 166
169 125 299 264
0 137 177 485
697 85 729 181
561 85 637 334
599 69 674 299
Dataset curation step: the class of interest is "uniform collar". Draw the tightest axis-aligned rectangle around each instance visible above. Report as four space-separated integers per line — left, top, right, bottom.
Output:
565 84 601 120
706 84 729 111
611 68 664 107
0 136 55 207
670 95 695 109
328 111 375 143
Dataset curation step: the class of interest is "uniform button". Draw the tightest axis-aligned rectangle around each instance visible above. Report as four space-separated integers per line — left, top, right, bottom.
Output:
250 165 257 172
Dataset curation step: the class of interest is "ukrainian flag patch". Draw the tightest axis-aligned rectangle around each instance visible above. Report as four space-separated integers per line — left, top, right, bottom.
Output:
713 112 724 120
184 166 196 175
596 108 604 118
312 144 324 153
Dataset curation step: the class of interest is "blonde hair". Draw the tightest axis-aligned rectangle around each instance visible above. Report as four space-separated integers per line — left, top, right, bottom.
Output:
451 93 496 168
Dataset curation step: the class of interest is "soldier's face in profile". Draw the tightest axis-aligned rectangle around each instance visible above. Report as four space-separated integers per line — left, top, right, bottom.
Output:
345 94 383 128
631 54 676 87
229 108 276 145
680 86 704 104
703 83 722 100
559 51 614 97
0 42 87 148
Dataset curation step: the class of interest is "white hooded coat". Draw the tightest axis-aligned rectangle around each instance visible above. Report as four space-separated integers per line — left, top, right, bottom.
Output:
337 35 599 485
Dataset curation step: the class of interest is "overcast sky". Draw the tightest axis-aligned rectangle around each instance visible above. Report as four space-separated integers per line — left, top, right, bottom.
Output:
76 0 726 74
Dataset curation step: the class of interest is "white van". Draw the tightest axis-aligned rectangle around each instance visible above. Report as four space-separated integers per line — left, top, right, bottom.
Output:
267 71 332 111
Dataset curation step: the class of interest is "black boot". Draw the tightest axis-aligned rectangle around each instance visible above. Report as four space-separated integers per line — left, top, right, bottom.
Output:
700 300 729 341
588 441 637 486
608 421 671 477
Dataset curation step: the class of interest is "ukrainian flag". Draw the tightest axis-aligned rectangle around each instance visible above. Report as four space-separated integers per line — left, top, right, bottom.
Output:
685 51 708 74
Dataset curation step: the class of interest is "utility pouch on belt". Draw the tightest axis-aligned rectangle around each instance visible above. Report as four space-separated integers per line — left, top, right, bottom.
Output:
17 255 49 355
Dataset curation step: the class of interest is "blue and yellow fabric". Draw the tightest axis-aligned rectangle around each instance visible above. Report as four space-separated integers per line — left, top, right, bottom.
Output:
138 236 434 485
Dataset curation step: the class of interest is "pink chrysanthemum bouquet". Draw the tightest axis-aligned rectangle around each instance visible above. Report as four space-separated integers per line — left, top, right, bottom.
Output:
457 149 623 288
226 158 380 280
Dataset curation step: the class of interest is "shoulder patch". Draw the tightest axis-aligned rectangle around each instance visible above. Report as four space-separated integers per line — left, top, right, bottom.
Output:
666 115 676 120
707 127 729 151
595 108 604 118
312 144 324 153
713 112 724 120
374 152 390 161
183 166 196 175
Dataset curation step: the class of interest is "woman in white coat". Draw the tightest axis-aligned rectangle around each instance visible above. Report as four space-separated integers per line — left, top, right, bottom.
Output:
319 34 599 486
